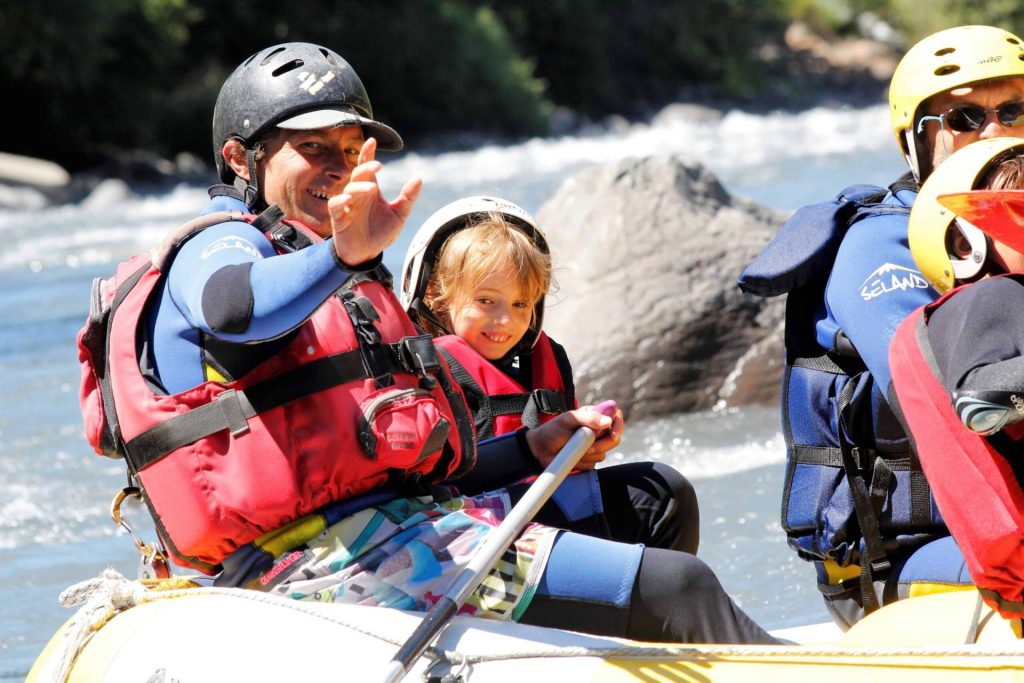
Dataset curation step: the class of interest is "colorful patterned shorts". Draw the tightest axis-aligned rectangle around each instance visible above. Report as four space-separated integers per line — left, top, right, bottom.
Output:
250 489 559 621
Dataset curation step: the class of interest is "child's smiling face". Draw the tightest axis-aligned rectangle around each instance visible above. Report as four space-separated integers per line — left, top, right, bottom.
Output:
450 266 535 360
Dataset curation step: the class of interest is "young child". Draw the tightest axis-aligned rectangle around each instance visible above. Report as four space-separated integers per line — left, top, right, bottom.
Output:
402 196 701 554
402 197 573 440
890 136 1024 627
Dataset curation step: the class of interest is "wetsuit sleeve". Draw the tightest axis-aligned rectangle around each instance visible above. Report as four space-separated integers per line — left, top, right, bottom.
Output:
824 206 938 392
927 277 1024 397
166 221 354 342
451 430 542 495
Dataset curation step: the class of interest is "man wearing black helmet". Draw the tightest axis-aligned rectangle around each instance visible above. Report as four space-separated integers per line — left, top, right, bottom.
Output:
88 42 776 645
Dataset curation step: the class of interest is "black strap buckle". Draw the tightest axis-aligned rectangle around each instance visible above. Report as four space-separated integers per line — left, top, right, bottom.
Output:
398 336 441 390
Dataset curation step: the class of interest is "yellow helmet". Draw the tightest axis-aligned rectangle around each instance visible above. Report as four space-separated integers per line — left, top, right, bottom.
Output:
889 25 1024 180
909 136 1024 293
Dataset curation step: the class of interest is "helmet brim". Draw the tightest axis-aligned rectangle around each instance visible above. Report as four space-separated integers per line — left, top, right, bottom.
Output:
276 108 404 151
938 190 1024 256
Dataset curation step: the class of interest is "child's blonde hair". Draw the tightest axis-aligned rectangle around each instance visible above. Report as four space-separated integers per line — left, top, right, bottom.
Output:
425 212 552 335
983 153 1024 190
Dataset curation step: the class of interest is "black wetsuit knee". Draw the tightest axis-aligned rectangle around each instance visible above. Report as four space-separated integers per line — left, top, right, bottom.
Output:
598 462 700 554
626 548 778 644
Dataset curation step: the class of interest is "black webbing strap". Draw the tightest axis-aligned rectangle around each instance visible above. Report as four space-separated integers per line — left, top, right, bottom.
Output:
491 389 570 429
837 376 890 615
125 346 405 471
340 264 394 292
547 339 577 408
792 352 850 374
428 347 478 481
90 262 151 459
437 347 496 440
791 446 845 467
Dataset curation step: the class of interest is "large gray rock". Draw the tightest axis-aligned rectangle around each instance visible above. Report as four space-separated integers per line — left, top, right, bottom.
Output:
539 155 787 419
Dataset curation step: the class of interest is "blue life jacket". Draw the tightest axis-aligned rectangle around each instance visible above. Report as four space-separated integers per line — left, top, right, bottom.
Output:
739 177 948 614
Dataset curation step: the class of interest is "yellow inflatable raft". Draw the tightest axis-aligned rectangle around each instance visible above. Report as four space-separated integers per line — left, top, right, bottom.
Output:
27 572 1024 682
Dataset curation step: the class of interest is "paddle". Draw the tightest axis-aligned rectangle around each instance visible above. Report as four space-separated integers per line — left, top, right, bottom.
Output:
381 400 618 683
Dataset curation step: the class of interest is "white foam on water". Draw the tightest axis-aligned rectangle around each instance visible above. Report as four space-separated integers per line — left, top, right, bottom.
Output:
384 104 893 192
607 405 786 480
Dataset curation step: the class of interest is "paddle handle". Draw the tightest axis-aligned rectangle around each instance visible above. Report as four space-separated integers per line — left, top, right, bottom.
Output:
382 401 616 682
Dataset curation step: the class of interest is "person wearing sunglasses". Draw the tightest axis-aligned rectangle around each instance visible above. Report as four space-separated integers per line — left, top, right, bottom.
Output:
739 25 1024 630
914 93 1024 180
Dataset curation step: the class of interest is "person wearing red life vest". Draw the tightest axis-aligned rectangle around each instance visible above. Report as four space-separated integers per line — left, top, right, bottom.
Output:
401 197 700 555
78 42 776 644
889 136 1024 622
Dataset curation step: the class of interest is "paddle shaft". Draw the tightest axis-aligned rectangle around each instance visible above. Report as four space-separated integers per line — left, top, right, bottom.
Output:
381 424 598 683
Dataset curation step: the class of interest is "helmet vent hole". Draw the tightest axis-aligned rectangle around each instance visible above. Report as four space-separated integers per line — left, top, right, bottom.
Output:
934 65 960 76
271 59 305 77
260 47 287 66
320 48 339 67
934 47 955 57
1009 38 1022 45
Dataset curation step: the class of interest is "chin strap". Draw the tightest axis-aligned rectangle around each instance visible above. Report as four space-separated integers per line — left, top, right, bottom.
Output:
409 297 452 336
904 129 925 183
240 146 263 210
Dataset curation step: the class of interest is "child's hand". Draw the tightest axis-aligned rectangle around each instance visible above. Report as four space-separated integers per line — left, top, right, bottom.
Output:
525 402 625 471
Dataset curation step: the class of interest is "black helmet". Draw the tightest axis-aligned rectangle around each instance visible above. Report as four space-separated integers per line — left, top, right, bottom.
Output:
212 42 402 197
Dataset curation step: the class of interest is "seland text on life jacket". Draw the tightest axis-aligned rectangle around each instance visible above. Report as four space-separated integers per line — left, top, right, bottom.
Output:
77 209 476 574
434 333 576 440
890 283 1024 619
738 177 946 614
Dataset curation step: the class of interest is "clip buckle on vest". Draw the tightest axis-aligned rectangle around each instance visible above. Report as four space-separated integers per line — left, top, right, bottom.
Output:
217 388 252 437
399 336 442 390
532 389 564 415
850 446 870 471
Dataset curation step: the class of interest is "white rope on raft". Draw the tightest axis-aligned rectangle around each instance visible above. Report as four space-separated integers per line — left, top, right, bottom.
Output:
43 569 1024 682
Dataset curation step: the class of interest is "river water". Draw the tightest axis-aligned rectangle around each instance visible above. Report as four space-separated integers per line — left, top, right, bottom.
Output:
0 102 906 677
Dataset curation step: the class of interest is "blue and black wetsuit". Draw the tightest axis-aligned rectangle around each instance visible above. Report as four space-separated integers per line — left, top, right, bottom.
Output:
151 186 775 644
741 176 971 628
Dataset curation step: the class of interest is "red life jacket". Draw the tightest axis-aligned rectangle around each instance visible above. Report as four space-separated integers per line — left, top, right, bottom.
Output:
890 294 1024 619
434 333 576 440
77 211 476 574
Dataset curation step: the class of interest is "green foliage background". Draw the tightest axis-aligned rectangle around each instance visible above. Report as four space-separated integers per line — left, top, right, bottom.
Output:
2 0 1020 172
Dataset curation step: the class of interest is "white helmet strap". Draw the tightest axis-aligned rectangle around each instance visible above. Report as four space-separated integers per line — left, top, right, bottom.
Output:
903 129 923 182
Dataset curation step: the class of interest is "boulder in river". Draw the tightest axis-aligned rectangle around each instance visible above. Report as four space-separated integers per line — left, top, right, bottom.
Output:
539 155 788 419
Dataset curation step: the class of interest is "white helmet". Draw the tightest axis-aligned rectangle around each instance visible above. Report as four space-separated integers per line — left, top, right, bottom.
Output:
400 196 549 351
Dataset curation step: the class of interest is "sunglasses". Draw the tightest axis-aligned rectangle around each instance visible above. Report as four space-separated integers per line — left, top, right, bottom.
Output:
917 101 1024 134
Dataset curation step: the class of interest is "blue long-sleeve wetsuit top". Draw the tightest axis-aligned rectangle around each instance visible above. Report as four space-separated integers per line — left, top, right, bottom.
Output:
144 193 359 394
817 186 936 394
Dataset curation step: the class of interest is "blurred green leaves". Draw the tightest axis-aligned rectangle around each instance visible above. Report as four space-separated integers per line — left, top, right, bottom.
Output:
10 0 1021 172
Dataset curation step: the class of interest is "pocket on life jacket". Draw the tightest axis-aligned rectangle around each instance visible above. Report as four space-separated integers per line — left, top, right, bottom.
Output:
358 386 451 467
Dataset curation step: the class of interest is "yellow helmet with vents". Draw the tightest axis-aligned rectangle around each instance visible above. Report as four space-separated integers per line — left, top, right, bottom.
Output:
889 25 1024 180
910 136 1024 293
